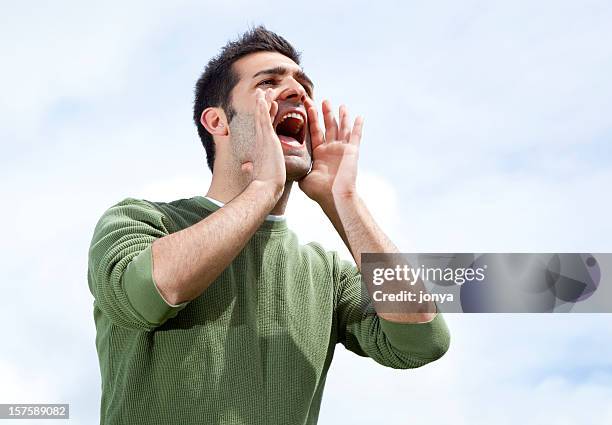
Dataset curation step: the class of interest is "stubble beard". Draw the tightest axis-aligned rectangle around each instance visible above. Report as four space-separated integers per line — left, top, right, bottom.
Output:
228 111 312 183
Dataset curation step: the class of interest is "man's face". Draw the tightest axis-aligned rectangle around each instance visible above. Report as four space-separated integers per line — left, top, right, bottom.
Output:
227 51 314 181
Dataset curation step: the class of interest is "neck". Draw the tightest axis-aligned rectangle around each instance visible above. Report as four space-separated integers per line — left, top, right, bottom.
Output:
270 182 292 215
206 168 293 216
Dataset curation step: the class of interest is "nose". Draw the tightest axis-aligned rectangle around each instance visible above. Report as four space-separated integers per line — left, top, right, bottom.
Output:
277 79 307 104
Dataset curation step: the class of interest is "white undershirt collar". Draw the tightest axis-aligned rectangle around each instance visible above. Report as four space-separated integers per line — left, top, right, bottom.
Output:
204 196 286 222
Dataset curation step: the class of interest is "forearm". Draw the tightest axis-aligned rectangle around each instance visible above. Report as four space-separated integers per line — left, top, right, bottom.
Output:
325 193 397 269
302 98 437 324
152 180 278 305
317 194 351 256
330 193 437 324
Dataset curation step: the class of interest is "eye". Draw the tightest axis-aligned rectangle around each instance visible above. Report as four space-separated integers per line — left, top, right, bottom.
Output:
257 79 277 87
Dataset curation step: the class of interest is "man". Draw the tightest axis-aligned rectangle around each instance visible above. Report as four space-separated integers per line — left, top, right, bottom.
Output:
88 26 450 425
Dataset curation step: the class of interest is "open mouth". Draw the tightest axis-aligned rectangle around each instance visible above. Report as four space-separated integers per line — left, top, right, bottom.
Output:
274 110 306 146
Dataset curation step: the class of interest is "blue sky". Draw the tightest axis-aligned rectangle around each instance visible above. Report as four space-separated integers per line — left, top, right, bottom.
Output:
1 1 612 424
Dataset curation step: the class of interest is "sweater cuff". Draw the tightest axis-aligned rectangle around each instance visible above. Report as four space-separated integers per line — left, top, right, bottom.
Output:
379 312 450 360
123 245 189 326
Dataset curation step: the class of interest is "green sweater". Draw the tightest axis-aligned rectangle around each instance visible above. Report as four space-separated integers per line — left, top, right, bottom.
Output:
87 196 450 425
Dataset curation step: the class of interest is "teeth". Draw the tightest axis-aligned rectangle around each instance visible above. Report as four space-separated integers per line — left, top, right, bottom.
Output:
276 111 304 140
279 112 304 125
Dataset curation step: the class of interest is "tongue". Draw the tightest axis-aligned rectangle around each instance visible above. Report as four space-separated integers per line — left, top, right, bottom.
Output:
278 134 301 147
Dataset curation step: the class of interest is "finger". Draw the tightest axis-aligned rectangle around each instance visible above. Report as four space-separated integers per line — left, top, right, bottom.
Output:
255 87 265 100
264 88 273 108
247 91 266 168
349 116 364 147
338 105 351 142
255 88 265 119
304 96 313 107
322 99 338 142
258 89 275 133
255 89 267 137
303 96 315 114
264 88 278 120
306 103 324 151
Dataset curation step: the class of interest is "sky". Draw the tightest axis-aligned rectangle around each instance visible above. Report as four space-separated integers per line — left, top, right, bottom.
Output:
1 0 612 424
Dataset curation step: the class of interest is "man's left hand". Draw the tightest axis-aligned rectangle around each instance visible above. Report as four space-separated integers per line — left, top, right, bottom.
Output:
298 99 364 206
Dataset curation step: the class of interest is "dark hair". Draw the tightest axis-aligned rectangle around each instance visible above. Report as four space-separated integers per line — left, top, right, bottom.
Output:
193 26 301 171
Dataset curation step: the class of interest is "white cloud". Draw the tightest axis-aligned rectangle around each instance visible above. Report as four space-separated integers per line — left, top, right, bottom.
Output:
0 1 184 137
136 173 212 202
321 314 612 425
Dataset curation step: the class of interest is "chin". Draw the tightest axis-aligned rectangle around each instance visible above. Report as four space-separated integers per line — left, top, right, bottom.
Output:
284 155 311 182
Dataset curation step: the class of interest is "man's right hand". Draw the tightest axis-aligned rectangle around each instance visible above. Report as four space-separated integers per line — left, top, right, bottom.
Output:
242 88 286 204
151 91 288 307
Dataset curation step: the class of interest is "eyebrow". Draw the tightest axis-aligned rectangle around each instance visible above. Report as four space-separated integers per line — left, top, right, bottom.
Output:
252 66 314 95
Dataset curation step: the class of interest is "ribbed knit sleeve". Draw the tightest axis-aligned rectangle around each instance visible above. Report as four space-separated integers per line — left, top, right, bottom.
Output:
335 257 450 369
87 198 189 331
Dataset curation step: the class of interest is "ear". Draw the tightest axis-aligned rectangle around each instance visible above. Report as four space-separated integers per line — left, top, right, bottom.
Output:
200 107 229 137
